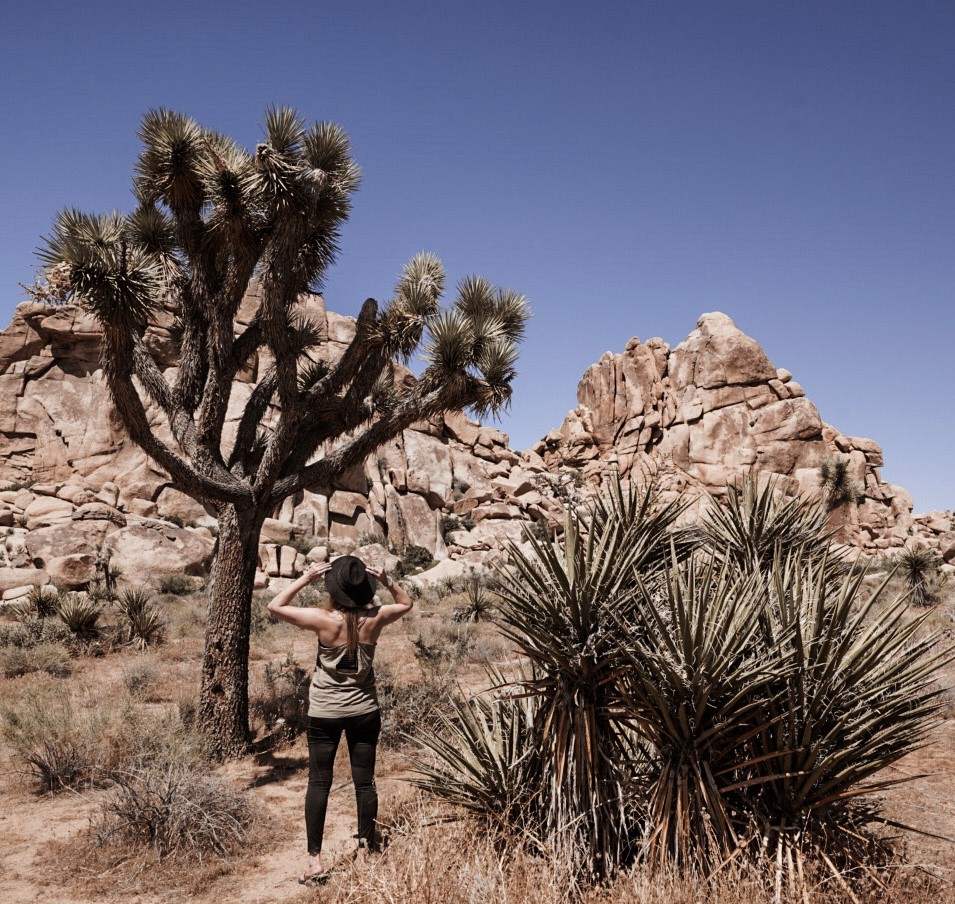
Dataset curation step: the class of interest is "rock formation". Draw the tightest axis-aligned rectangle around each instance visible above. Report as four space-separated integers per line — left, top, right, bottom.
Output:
533 312 916 550
0 290 554 598
0 298 942 600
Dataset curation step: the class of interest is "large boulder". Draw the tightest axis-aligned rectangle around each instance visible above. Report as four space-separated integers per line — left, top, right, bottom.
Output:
108 522 214 577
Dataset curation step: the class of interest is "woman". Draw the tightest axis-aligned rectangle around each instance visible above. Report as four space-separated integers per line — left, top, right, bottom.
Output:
266 554 414 885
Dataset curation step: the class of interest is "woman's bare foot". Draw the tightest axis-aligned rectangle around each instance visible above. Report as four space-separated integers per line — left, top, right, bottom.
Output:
298 853 326 884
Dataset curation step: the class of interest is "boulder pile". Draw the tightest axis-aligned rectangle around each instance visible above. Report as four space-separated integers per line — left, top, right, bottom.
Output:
0 297 941 598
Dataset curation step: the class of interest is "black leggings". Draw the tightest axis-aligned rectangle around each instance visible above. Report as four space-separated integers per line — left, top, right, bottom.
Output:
305 709 381 854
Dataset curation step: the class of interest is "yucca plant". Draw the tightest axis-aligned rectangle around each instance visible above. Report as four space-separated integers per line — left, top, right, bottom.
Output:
488 479 683 879
115 587 166 648
819 456 865 512
452 577 497 623
896 543 943 607
55 593 103 637
737 551 951 894
699 475 831 572
609 554 786 871
24 584 63 619
411 668 544 844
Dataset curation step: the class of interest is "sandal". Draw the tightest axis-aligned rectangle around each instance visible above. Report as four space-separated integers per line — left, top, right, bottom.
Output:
298 871 329 886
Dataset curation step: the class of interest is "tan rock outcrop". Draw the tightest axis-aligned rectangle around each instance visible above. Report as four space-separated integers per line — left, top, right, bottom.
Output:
0 295 933 582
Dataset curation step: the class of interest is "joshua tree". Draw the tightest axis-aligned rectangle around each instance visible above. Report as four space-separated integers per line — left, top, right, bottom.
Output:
38 108 528 758
818 455 865 512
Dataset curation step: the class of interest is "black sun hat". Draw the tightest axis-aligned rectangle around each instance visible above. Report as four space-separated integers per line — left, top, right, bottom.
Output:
325 556 377 610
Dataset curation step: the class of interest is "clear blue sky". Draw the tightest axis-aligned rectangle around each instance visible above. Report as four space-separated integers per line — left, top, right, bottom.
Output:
1 1 952 512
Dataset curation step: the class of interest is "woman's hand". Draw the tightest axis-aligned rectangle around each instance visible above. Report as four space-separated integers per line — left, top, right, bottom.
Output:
302 561 332 583
366 565 392 589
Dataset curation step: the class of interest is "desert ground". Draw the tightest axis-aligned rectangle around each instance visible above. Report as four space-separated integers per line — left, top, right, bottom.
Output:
1 569 953 904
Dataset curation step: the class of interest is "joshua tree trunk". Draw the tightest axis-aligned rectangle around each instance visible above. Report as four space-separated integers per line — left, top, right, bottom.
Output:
198 504 265 760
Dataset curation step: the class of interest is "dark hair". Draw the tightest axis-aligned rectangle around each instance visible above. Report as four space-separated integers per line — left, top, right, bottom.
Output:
325 596 367 659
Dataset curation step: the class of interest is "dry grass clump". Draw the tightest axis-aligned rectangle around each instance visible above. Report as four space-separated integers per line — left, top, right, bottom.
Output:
92 758 253 862
0 641 72 678
0 676 207 792
315 800 945 904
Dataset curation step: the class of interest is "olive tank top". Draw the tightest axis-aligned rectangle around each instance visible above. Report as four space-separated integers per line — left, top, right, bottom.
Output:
308 640 379 719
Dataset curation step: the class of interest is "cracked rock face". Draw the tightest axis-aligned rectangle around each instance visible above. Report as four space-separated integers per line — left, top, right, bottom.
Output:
0 299 927 595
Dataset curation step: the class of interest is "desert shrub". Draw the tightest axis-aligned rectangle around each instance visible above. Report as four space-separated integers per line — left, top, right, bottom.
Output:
415 476 951 894
0 642 72 678
441 513 475 542
1 681 208 793
451 577 496 623
115 587 166 648
55 592 103 637
249 653 309 747
395 544 434 576
411 671 542 838
358 530 389 547
1 691 95 791
897 543 945 607
698 475 830 570
24 583 63 618
0 614 73 649
412 623 474 675
250 592 278 635
156 573 195 595
93 758 252 861
819 455 866 510
1 478 37 491
287 534 321 556
376 662 454 749
123 657 160 699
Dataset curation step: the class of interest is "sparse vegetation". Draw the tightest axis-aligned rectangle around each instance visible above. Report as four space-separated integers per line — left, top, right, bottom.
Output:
249 653 309 747
156 572 196 595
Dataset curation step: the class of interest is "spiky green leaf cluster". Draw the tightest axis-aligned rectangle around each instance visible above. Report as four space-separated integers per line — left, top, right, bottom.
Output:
414 478 951 891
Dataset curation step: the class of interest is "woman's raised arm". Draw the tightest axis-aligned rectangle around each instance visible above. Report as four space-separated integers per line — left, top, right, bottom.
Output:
266 562 332 629
366 566 414 625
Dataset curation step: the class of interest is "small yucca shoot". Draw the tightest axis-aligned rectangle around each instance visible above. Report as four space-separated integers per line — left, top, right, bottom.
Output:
115 587 165 648
56 593 102 637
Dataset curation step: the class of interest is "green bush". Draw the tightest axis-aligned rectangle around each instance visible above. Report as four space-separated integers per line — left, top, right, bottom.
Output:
395 544 434 576
156 573 195 595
